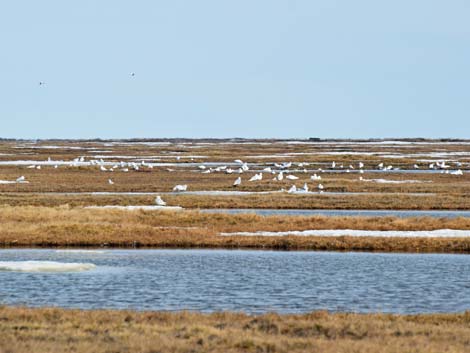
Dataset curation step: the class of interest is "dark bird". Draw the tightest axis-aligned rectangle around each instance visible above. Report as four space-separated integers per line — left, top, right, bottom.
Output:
39 81 46 86
131 73 135 77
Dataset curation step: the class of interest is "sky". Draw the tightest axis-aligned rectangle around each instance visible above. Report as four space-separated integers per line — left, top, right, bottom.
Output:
1 0 469 139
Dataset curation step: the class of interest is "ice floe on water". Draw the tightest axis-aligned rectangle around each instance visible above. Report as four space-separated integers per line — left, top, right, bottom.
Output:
359 178 430 184
0 261 96 272
220 229 470 238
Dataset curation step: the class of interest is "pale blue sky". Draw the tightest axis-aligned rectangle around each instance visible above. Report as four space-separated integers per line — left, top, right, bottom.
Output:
1 1 469 139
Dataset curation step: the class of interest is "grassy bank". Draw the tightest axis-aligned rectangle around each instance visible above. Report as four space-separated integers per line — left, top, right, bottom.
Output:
1 307 470 353
1 206 470 252
1 192 470 210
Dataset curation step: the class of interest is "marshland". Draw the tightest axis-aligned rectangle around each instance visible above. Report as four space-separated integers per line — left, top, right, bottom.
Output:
1 138 470 351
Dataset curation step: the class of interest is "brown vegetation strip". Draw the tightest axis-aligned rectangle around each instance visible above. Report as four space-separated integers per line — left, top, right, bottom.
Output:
1 306 470 353
2 206 470 252
1 192 470 210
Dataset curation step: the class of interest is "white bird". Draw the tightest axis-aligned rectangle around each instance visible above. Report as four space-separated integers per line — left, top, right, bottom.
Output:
359 169 364 174
155 196 166 206
202 170 211 174
241 163 249 172
36 165 41 170
108 179 114 185
173 184 188 192
233 177 241 187
249 173 263 181
300 183 309 192
16 176 25 183
378 163 384 169
451 169 464 175
331 161 336 169
286 175 299 180
318 183 324 191
276 172 284 181
311 174 321 181
413 164 420 169
234 159 244 165
358 162 364 169
198 165 206 170
100 166 107 172
287 185 297 193
263 167 272 172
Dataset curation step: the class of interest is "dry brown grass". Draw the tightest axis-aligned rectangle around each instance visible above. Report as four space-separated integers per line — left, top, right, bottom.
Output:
1 206 470 252
1 306 470 353
0 192 469 210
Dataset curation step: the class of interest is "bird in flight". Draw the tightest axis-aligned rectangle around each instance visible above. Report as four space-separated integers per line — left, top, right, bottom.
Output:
131 73 135 77
39 81 46 86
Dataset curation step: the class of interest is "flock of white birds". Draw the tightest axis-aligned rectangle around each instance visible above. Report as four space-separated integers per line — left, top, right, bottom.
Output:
1 154 466 207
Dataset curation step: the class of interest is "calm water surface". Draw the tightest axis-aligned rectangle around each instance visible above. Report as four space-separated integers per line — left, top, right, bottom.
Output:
1 249 470 314
201 209 470 218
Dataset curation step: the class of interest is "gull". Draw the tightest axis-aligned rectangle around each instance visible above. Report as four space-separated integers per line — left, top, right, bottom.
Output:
122 168 129 172
233 177 241 187
36 165 41 170
286 175 298 180
311 174 321 181
359 169 364 174
300 183 309 192
451 169 463 176
241 163 249 172
16 176 25 183
331 161 336 169
108 179 114 185
378 163 384 170
263 167 272 172
100 166 107 172
173 184 188 192
198 165 206 170
234 159 244 165
288 185 297 193
276 172 284 181
176 156 181 161
226 168 233 174
349 165 355 170
249 173 262 181
318 183 324 192
155 196 166 206
358 162 364 169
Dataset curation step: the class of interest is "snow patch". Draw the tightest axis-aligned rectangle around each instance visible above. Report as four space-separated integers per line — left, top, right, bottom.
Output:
220 229 470 238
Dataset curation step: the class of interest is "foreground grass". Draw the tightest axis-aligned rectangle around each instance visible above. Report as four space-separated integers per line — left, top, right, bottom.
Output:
1 307 470 353
2 206 470 252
